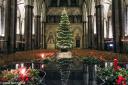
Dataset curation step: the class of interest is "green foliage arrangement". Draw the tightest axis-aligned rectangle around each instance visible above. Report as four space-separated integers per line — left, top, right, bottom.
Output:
81 57 101 65
97 58 128 85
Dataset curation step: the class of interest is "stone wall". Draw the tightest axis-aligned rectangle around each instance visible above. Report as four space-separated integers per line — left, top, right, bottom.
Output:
45 23 83 49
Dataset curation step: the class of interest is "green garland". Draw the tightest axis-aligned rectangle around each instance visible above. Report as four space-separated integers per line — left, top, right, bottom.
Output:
81 56 101 65
57 58 73 65
41 56 101 65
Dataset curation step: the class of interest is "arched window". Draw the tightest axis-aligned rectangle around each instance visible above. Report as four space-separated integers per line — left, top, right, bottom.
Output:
0 4 4 36
70 0 77 6
75 33 80 48
60 0 68 7
50 0 57 7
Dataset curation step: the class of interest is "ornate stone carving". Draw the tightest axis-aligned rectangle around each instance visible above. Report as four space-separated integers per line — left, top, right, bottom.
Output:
47 7 81 15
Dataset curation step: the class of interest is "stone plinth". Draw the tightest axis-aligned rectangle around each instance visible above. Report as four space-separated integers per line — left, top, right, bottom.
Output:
47 44 55 49
57 51 72 59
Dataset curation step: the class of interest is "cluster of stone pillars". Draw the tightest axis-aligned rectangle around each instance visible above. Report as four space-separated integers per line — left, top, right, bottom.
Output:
24 5 33 50
112 0 125 53
83 1 105 50
34 15 41 49
2 0 127 53
83 0 126 53
83 64 96 85
95 4 104 50
4 0 17 53
3 0 46 53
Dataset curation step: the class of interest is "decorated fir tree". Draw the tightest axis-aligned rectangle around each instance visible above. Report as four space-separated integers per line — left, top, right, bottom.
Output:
56 9 73 52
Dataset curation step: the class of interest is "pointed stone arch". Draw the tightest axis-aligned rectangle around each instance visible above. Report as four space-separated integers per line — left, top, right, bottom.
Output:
72 26 83 48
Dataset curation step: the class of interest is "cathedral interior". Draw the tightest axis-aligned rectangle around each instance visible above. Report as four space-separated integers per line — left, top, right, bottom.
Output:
0 0 128 85
0 0 128 53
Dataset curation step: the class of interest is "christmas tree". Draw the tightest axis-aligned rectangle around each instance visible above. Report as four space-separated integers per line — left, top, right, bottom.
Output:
56 8 73 51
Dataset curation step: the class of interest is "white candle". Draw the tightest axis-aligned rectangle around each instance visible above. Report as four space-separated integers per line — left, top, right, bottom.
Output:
105 62 108 67
16 64 19 69
21 63 24 67
110 62 113 67
32 63 34 69
95 65 97 72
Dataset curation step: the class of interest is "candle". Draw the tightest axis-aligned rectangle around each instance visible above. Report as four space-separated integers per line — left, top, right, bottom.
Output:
21 63 24 67
32 63 34 69
110 62 113 67
16 64 19 69
95 65 97 72
41 54 45 59
105 62 107 67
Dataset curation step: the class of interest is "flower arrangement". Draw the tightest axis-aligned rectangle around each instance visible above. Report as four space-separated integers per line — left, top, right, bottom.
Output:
113 58 128 85
0 67 41 84
97 58 128 85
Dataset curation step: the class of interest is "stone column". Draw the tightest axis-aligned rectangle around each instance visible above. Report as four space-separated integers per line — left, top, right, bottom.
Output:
83 64 89 85
41 21 43 49
0 3 3 50
83 21 88 49
88 15 94 49
34 15 41 49
106 17 111 38
123 5 128 53
0 0 4 35
0 5 2 35
95 5 104 50
17 17 23 50
88 65 96 85
112 0 125 53
106 20 109 38
126 6 128 35
85 22 88 49
4 0 17 53
83 22 85 49
24 4 33 50
41 21 46 49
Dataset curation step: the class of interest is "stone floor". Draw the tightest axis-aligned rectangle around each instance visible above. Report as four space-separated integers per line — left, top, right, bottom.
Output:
43 62 102 85
45 71 84 85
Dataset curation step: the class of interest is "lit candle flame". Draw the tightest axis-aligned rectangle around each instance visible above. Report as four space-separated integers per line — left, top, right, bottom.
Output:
20 67 26 76
41 54 45 59
41 64 44 69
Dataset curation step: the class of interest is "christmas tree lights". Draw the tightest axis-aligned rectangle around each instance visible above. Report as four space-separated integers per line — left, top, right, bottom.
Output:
56 8 73 51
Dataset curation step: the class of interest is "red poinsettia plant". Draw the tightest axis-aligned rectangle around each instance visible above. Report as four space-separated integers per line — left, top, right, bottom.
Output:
0 67 39 83
113 57 127 85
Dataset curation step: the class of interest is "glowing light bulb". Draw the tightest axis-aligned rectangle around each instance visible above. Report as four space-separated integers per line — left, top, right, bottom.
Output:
109 44 113 47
